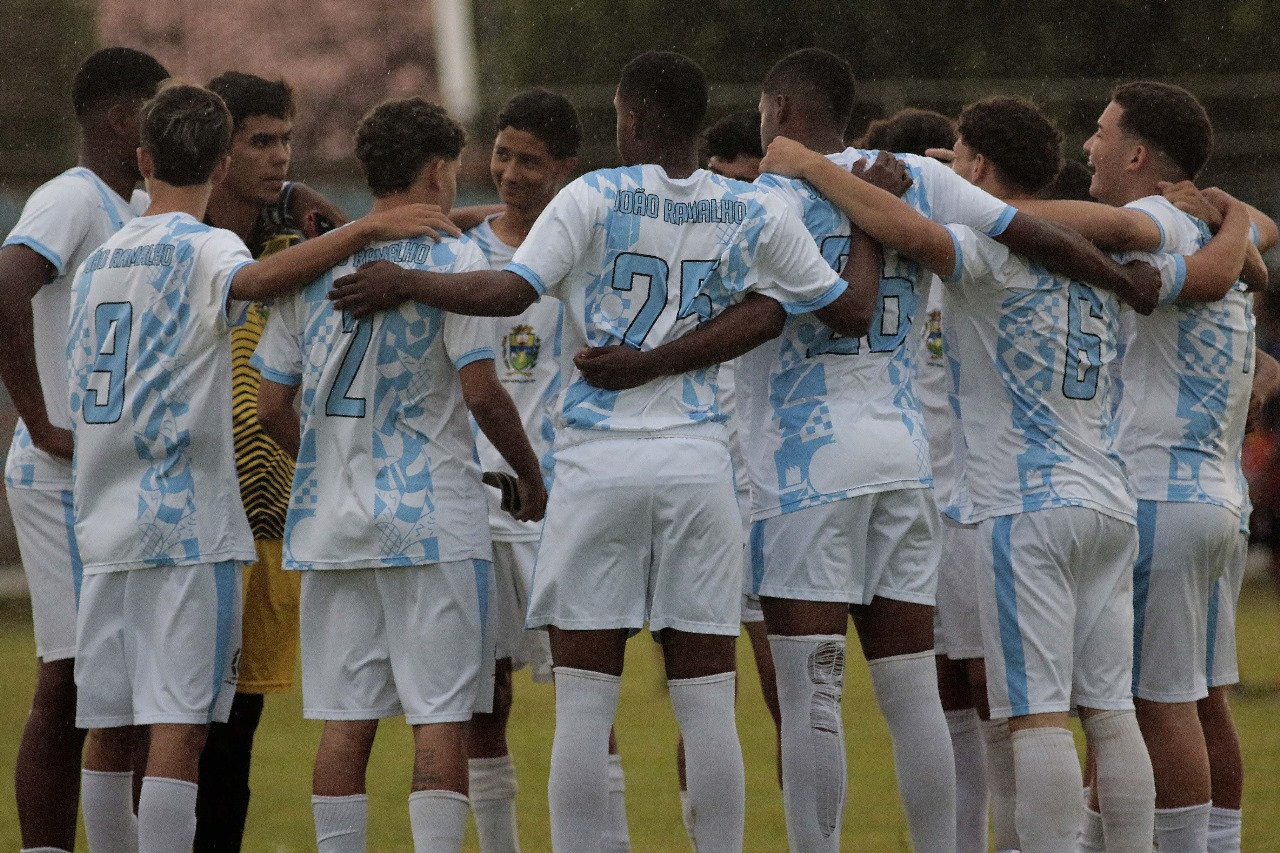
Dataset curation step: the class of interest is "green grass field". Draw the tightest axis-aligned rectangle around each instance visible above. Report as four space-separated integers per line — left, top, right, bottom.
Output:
2 576 1278 851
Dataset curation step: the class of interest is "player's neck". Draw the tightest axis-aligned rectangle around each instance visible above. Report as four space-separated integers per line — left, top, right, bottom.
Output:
639 148 699 179
79 144 140 202
490 202 547 247
142 181 214 221
779 124 845 156
370 190 448 218
205 190 262 241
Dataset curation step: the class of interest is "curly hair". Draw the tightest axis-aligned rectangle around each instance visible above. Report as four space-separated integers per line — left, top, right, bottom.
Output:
207 71 295 129
1111 81 1213 181
957 96 1062 195
356 98 465 196
141 82 232 187
857 108 954 157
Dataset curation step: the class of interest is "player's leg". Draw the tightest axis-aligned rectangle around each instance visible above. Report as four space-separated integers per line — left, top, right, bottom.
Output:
742 617 782 785
1074 513 1153 853
1200 529 1246 853
11 486 85 852
1132 501 1236 851
851 489 955 853
312 720 378 852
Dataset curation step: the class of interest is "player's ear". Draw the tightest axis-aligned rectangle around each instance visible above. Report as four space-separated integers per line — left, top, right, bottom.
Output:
210 154 232 187
137 146 154 180
1128 143 1149 172
105 98 140 138
970 151 990 184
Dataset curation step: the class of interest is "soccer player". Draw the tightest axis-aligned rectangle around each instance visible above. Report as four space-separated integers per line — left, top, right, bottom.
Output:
702 111 764 181
1009 82 1276 851
196 69 350 852
758 116 1254 852
253 96 547 853
328 50 876 853
462 88 590 852
66 82 451 853
856 107 955 155
0 46 168 853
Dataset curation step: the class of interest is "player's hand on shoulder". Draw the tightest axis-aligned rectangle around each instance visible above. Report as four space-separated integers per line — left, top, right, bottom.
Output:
30 422 73 461
1119 259 1161 315
857 150 912 197
573 345 657 391
760 136 819 179
329 260 411 318
1159 180 1224 232
513 475 547 523
361 203 462 242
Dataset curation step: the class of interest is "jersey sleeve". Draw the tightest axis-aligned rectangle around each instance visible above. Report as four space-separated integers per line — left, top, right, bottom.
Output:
746 196 847 313
250 296 304 386
941 224 1010 291
3 178 98 274
1112 248 1186 306
1122 196 1187 253
505 178 598 301
912 155 1016 237
201 229 256 331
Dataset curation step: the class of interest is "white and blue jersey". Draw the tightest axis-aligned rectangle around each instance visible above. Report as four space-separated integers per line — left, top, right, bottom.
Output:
505 164 847 446
252 232 496 570
1115 196 1254 513
939 225 1146 525
5 168 148 490
67 213 257 573
467 214 566 541
741 149 1014 520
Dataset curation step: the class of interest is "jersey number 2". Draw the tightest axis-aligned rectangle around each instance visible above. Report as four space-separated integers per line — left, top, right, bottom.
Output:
326 310 372 417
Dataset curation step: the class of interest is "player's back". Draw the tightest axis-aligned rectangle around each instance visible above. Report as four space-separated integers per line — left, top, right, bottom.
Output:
254 232 495 570
940 225 1134 525
1115 196 1253 510
67 212 256 572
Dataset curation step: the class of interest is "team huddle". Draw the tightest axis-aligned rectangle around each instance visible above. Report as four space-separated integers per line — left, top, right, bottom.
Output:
2 41 1274 853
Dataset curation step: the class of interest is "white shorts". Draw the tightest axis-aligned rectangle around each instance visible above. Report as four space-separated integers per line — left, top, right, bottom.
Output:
752 488 939 606
490 540 553 683
1206 530 1247 689
933 517 985 660
75 563 241 728
301 560 488 724
9 486 81 662
977 508 1138 719
1133 500 1237 703
527 436 743 635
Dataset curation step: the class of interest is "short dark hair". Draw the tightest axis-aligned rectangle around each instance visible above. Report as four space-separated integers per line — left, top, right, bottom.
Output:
496 88 582 160
72 47 169 118
206 71 295 130
858 108 954 156
702 111 763 162
957 96 1063 195
1041 158 1093 201
1111 81 1213 180
761 48 855 130
616 51 708 142
356 97 465 196
140 83 233 187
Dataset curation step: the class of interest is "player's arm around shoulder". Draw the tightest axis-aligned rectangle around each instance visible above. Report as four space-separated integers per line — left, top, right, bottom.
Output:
459 358 546 522
256 378 300 459
1010 197 1163 252
1173 189 1257 302
250 295 303 458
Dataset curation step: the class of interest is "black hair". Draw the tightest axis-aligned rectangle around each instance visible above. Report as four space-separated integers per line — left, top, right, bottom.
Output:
1041 158 1093 201
858 108 954 156
616 51 709 143
140 83 233 187
761 48 855 130
206 71 296 130
72 47 170 118
496 88 582 159
957 96 1063 195
356 97 465 196
1111 81 1213 181
702 111 763 162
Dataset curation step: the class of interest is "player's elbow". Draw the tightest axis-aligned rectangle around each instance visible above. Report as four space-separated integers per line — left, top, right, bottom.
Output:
815 291 872 339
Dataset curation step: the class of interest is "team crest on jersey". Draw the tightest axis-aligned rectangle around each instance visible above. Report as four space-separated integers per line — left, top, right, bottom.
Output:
925 309 944 362
503 324 540 380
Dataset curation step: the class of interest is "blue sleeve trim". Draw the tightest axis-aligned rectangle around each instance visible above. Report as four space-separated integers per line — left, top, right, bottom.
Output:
942 228 966 284
1250 221 1260 247
1162 255 1187 306
503 262 546 296
782 276 848 315
250 357 301 387
222 260 256 325
3 235 65 274
985 205 1016 238
1134 207 1166 251
454 347 496 369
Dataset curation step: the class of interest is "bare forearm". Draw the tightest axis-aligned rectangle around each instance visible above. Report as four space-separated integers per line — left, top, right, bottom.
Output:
469 395 540 481
998 212 1132 294
233 218 382 300
1012 199 1158 251
258 407 300 459
649 296 785 376
400 269 538 317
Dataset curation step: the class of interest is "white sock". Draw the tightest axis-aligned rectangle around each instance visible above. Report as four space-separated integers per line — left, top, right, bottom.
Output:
945 708 989 853
409 790 469 853
21 848 73 852
137 776 198 853
981 718 1019 852
606 752 630 852
469 755 520 852
669 672 745 853
679 788 694 843
1078 806 1105 852
1155 803 1211 853
1207 806 1242 853
313 793 369 853
770 634 847 853
1082 710 1154 853
869 650 957 853
1010 727 1083 853
81 769 138 853
548 667 620 853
